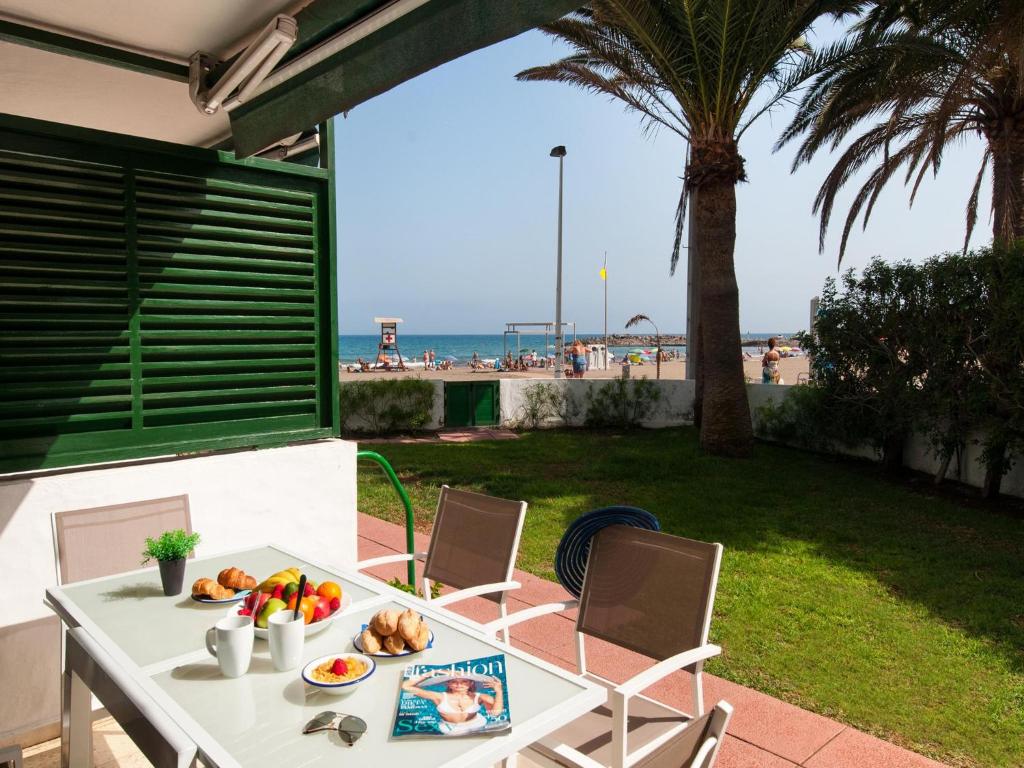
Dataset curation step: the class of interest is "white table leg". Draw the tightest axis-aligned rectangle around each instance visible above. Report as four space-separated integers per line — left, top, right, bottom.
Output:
63 668 92 768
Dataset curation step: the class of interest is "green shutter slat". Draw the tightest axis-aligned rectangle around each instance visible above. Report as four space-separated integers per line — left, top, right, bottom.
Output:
0 169 124 196
2 348 131 362
0 187 125 211
137 266 312 287
135 189 313 217
2 412 132 430
0 259 128 279
135 172 314 203
140 343 315 356
139 297 313 312
137 234 312 258
140 329 313 340
136 204 314 231
139 281 313 299
140 357 314 372
144 371 315 388
0 242 127 261
0 393 133 413
0 295 129 309
143 399 317 419
1 381 132 398
137 251 313 275
0 151 123 178
1 275 129 292
137 220 313 246
0 362 133 380
145 384 314 402
140 313 313 328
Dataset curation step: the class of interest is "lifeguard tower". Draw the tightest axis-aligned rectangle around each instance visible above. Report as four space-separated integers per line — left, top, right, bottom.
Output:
373 317 406 370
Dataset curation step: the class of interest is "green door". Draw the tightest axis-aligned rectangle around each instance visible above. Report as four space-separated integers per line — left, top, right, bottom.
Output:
444 381 498 427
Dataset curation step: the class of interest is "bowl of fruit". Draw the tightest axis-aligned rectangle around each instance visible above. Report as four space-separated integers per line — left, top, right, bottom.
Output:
302 653 375 695
231 568 351 639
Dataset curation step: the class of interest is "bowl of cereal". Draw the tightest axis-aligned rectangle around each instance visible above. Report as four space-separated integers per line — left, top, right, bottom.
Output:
301 653 375 694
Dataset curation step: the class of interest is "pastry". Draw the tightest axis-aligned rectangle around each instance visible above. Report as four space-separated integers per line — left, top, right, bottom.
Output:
191 577 234 600
383 632 406 655
371 609 400 636
360 627 383 654
397 608 421 642
217 567 257 591
406 621 431 652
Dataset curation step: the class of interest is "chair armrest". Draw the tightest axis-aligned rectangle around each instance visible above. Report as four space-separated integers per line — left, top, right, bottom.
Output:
481 599 578 637
614 644 721 698
355 552 427 570
431 580 521 607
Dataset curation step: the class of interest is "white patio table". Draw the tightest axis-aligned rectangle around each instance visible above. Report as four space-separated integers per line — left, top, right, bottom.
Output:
45 545 605 768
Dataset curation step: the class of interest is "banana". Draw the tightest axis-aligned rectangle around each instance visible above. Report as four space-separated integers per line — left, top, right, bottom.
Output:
257 567 303 593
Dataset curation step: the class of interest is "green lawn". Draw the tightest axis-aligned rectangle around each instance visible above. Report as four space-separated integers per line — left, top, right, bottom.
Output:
356 428 1024 767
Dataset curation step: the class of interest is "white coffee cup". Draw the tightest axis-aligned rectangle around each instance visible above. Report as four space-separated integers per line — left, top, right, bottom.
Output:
206 614 253 678
268 610 305 672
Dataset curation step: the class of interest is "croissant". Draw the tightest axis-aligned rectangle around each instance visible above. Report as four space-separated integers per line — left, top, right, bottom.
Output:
360 627 383 654
217 567 257 591
371 609 400 636
406 621 431 652
397 609 421 642
383 632 406 655
192 578 234 600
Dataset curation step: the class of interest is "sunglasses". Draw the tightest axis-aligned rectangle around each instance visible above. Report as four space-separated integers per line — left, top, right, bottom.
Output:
302 711 367 746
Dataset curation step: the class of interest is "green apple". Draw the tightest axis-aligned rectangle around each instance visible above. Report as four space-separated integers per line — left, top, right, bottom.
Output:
282 581 301 601
257 597 287 629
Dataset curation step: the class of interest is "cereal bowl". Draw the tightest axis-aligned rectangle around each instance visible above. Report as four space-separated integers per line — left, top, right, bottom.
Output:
301 653 375 695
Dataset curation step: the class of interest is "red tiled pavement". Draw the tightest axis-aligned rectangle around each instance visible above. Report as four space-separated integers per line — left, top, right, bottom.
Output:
357 512 949 768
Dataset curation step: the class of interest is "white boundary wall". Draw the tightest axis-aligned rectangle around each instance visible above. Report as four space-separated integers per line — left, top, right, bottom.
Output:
0 439 358 748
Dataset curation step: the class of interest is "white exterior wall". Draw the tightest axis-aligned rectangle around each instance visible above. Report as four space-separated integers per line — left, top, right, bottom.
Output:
0 439 358 748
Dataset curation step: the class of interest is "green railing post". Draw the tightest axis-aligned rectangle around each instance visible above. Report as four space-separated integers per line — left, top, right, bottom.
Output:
356 450 416 589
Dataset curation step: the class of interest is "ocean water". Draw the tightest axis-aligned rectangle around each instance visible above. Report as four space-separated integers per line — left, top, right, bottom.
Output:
338 333 789 364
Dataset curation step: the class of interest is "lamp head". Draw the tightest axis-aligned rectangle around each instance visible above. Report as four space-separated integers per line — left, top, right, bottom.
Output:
549 145 567 158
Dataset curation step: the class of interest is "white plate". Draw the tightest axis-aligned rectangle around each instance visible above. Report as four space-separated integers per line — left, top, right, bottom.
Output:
301 653 376 694
228 592 351 639
353 625 434 656
191 589 250 605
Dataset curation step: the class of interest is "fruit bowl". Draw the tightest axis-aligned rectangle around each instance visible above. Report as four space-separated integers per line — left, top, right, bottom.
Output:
228 592 351 640
301 653 375 695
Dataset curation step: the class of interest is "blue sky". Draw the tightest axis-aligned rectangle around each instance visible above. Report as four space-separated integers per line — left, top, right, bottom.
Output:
333 18 990 335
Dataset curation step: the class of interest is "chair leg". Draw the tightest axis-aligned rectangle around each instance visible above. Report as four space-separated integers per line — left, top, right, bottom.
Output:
498 755 518 768
63 668 92 768
691 663 705 718
498 596 509 644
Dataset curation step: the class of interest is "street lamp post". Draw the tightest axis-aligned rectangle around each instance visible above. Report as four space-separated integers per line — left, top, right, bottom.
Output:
550 145 566 378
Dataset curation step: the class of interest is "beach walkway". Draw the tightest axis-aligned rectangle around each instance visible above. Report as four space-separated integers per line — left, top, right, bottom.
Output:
358 514 947 768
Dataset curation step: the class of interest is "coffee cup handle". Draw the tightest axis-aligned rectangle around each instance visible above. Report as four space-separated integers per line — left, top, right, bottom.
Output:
206 627 218 658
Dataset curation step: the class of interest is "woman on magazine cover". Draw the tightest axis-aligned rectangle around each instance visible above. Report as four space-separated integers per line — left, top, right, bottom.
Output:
401 672 504 735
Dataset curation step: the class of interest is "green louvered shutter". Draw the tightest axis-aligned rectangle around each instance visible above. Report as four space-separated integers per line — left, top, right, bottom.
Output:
0 123 335 473
134 171 319 431
0 150 134 453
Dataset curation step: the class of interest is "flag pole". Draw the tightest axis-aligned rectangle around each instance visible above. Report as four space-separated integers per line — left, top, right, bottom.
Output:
603 252 608 370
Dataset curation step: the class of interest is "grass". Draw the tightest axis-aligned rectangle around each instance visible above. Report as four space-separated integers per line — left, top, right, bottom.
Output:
356 428 1024 768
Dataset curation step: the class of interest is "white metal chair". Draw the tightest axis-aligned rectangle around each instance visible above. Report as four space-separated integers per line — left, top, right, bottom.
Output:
357 485 526 636
0 746 22 768
485 525 725 768
64 627 196 768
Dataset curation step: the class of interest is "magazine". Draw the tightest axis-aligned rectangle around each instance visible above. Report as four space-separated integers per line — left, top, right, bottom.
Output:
392 653 511 738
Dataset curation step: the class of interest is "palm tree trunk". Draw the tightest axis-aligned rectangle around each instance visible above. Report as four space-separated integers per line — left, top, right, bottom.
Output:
692 176 753 457
989 132 1024 247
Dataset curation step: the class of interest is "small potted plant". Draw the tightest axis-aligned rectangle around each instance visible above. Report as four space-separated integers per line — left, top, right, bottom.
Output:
142 529 201 596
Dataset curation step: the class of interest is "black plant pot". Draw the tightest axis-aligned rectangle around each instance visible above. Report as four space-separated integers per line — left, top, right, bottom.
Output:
158 558 187 596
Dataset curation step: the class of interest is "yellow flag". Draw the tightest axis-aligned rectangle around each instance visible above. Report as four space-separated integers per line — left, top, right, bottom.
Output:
599 267 607 281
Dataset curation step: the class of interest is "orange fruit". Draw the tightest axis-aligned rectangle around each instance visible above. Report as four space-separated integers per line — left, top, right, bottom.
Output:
317 581 342 601
285 594 317 624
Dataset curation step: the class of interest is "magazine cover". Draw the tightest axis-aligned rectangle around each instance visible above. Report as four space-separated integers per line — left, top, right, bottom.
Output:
392 653 511 738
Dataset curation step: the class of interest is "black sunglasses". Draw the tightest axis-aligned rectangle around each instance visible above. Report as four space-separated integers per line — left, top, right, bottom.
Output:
302 711 367 746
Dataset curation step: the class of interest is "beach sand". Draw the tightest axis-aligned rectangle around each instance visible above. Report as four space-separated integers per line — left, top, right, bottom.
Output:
339 355 809 384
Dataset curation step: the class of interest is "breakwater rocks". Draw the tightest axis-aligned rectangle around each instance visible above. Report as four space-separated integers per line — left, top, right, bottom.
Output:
579 334 801 348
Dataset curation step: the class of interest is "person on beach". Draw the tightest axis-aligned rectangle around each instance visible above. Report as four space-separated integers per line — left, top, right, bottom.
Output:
762 337 781 384
423 350 429 368
429 349 435 370
471 351 480 371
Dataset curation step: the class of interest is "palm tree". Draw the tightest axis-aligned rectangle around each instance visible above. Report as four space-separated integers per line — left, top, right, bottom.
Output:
779 0 1024 262
518 0 853 457
625 313 662 378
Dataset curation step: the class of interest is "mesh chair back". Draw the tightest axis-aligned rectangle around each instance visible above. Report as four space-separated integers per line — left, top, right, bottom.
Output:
576 525 721 663
54 495 192 584
423 486 525 603
633 702 732 768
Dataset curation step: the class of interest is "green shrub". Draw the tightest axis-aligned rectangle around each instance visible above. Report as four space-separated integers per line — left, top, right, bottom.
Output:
340 378 436 435
515 383 578 428
584 378 661 428
385 577 444 600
